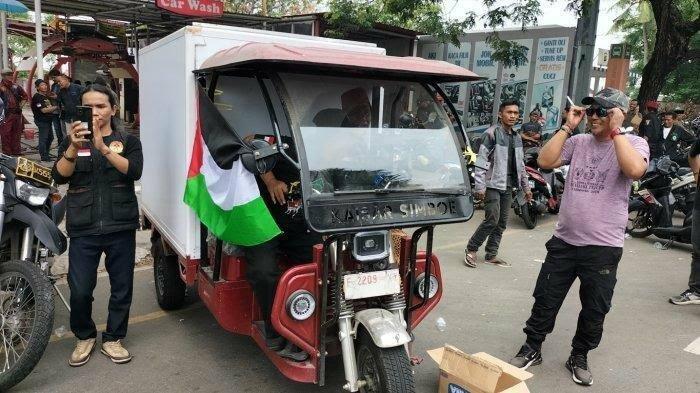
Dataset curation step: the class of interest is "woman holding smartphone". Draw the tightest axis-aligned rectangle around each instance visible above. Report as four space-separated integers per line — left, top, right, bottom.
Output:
52 83 143 366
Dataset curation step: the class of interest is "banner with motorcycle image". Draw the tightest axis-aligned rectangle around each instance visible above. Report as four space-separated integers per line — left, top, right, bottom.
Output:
498 39 533 128
466 41 498 133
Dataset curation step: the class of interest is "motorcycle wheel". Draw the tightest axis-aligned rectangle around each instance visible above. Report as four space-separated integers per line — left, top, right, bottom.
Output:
151 235 186 310
626 208 653 238
520 202 538 229
357 330 415 393
0 261 54 391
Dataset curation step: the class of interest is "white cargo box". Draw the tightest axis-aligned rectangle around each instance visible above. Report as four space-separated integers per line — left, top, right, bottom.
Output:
139 23 384 259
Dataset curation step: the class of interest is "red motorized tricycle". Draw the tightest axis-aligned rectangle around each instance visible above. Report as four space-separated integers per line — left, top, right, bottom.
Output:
141 25 478 393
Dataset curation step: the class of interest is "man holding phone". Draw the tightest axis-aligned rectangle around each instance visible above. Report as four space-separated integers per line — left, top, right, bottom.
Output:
508 88 649 386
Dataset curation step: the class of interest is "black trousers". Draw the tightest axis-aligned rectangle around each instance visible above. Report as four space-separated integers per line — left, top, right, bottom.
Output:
523 236 623 354
35 119 54 160
467 188 512 260
690 200 700 293
242 221 321 337
68 230 136 342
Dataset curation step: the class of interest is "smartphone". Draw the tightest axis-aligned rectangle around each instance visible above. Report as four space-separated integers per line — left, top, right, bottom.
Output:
75 106 93 139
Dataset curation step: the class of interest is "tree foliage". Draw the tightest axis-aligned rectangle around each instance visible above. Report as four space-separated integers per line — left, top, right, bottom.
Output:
326 0 592 68
223 0 319 16
611 0 700 102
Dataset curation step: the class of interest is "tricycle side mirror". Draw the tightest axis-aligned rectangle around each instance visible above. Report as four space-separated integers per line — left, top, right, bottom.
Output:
241 139 280 175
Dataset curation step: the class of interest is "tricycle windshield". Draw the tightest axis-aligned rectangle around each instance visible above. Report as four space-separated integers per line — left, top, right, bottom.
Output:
279 73 468 197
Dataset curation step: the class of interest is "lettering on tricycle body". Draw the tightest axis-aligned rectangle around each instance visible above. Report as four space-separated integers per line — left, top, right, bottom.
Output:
329 199 458 225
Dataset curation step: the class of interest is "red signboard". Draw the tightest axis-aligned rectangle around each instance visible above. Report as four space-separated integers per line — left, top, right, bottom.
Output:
156 0 224 17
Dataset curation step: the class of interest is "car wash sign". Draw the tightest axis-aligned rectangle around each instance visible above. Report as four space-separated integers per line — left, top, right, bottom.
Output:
156 0 224 17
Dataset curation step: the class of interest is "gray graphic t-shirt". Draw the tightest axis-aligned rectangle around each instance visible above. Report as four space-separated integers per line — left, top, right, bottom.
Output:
555 134 649 248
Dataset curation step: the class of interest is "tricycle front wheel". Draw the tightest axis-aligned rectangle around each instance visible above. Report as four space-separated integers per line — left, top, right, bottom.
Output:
357 330 415 393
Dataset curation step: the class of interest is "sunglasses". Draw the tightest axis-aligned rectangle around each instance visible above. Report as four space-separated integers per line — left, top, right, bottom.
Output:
585 106 609 118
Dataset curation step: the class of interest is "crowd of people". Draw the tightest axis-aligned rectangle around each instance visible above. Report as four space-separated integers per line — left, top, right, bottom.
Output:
0 68 112 162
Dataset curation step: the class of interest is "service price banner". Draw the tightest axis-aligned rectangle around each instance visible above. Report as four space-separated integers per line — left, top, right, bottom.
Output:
531 37 569 131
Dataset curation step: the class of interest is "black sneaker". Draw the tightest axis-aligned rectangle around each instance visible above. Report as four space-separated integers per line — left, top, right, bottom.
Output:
669 289 700 305
509 344 542 369
566 354 593 386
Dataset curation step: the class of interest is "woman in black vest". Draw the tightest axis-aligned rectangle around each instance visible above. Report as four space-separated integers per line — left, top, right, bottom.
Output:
52 84 143 366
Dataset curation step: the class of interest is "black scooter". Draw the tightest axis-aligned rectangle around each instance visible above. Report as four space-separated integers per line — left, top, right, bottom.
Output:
0 155 67 391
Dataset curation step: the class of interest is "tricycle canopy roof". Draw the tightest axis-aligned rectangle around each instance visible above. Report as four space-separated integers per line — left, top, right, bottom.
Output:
196 42 482 83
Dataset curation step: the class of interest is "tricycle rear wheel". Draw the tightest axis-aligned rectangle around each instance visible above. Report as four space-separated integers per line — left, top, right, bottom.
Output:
151 235 186 310
357 330 415 393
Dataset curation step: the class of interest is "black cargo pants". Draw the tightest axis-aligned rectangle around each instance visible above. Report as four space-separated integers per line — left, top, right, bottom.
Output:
689 200 700 293
523 236 623 354
68 230 136 342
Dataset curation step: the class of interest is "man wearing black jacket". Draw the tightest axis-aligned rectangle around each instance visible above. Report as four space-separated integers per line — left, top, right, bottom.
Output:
638 101 663 158
660 112 695 165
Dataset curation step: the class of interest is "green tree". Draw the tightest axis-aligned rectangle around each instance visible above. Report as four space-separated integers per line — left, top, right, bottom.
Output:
611 0 700 103
326 0 588 67
223 0 320 16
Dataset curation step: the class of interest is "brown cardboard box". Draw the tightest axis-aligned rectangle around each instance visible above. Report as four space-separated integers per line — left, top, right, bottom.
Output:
427 345 533 393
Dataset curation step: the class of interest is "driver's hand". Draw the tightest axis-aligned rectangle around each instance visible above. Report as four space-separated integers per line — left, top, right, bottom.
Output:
474 190 485 201
267 179 288 205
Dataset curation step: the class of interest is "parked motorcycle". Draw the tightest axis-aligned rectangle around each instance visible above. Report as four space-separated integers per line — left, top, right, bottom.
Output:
513 148 566 229
0 156 67 391
627 156 692 238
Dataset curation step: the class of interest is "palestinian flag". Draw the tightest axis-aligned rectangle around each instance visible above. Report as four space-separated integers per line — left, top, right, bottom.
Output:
184 88 281 246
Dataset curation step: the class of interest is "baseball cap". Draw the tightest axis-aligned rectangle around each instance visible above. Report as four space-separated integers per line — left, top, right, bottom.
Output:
581 87 629 110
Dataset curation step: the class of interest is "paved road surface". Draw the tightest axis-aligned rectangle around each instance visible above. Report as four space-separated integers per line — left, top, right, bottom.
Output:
13 214 700 392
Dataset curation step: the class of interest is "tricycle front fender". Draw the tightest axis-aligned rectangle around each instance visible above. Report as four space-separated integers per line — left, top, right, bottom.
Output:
353 308 411 349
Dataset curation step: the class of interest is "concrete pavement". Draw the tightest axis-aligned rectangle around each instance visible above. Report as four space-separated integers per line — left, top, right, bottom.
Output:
12 213 700 392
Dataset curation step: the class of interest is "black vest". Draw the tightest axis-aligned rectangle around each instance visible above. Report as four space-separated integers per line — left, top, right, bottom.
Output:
65 131 139 237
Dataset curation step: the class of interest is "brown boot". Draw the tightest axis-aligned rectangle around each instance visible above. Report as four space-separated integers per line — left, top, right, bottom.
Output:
69 338 96 367
101 340 132 364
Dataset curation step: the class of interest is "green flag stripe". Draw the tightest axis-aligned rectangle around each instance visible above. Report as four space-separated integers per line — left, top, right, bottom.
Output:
184 174 281 246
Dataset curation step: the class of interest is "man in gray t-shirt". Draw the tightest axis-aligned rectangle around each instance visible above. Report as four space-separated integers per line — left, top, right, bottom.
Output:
508 88 649 387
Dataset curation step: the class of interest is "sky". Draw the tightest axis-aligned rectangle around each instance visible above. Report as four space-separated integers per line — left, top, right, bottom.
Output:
444 0 625 55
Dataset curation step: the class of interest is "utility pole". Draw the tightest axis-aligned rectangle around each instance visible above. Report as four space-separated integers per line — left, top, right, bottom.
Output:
35 0 44 79
568 0 600 105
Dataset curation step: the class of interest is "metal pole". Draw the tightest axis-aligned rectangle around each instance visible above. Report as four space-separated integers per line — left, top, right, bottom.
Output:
570 0 600 103
34 0 44 79
1 12 8 70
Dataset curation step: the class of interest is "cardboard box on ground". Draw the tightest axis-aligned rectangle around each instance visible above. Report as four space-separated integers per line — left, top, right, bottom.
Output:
428 345 533 393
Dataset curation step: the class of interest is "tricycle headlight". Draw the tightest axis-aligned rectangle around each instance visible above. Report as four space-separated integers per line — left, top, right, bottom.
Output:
414 273 439 299
352 231 389 262
15 180 50 206
287 290 316 321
